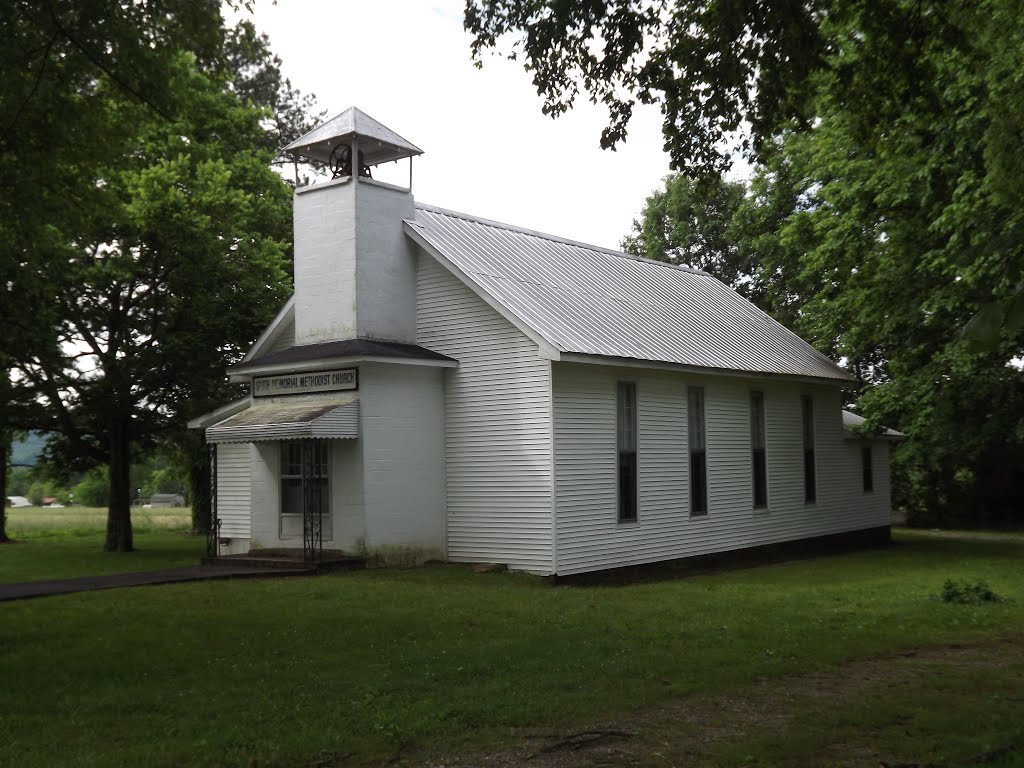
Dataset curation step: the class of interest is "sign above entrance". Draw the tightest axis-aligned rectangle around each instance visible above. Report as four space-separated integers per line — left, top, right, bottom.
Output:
252 368 358 398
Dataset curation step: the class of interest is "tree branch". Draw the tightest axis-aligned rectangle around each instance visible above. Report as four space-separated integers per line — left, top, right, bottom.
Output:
43 0 175 123
0 29 59 145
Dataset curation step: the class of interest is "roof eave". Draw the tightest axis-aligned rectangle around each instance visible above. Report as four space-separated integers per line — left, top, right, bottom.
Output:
556 352 858 387
283 107 423 166
843 428 907 442
229 354 459 382
241 296 294 364
187 397 251 430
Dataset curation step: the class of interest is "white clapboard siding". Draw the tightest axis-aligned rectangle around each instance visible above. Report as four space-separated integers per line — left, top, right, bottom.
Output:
840 435 894 526
553 363 890 575
216 442 252 538
416 253 553 572
765 386 803 512
877 441 893 515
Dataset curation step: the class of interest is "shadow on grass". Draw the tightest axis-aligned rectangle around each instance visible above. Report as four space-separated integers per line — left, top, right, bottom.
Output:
555 526 893 587
0 528 205 584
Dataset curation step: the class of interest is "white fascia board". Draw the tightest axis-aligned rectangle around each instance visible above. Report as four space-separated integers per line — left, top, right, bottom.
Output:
295 175 350 197
843 424 906 441
228 354 458 382
545 358 559 576
187 397 251 430
843 430 905 442
403 221 563 362
557 352 857 389
241 296 295 363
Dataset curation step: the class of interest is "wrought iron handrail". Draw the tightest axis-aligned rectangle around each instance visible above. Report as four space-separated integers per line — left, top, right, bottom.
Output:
302 439 324 563
206 443 219 558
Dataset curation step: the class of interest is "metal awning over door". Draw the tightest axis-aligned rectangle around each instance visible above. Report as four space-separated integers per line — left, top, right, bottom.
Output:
206 399 359 443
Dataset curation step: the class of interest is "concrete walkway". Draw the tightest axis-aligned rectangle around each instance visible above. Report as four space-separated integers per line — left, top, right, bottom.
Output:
0 563 315 602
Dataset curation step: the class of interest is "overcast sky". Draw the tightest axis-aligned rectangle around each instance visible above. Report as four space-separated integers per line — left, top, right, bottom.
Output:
226 0 674 250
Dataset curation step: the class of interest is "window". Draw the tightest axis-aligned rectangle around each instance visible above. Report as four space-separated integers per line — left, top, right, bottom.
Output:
802 395 816 503
750 391 768 509
280 440 330 538
862 445 874 492
617 382 638 522
688 386 708 515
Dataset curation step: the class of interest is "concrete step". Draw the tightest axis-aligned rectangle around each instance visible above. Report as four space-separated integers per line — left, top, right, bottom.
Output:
201 552 366 573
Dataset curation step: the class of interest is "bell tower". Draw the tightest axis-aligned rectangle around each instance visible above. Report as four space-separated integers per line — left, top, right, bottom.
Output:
283 108 423 346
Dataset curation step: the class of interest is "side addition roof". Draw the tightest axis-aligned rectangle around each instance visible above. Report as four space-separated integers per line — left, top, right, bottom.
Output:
405 205 855 384
842 410 905 440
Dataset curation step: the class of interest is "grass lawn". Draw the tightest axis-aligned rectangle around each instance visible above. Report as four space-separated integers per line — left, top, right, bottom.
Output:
0 506 202 583
0 529 1022 767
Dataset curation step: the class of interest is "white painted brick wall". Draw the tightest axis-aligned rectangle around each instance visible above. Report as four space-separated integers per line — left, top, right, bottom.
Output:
355 182 417 342
293 179 358 344
292 177 416 345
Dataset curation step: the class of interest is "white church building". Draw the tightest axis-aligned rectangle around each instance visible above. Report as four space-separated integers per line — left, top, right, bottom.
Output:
190 108 897 576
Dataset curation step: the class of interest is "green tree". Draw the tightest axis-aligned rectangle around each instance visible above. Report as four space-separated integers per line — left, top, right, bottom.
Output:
620 1 1024 524
1 0 231 545
177 21 323 537
621 164 819 333
0 431 8 542
11 48 295 551
467 0 833 173
622 176 747 276
26 480 68 508
225 21 324 168
467 0 1024 338
778 3 1024 523
72 467 110 508
7 467 32 497
3 3 318 551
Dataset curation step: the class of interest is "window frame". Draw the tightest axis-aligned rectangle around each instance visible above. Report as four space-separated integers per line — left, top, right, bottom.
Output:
688 385 708 516
616 380 639 523
802 395 817 504
279 440 331 539
862 444 874 493
750 390 768 510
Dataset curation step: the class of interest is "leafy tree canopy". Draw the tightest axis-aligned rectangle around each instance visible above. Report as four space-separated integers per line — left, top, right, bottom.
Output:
2 4 318 549
619 0 1024 524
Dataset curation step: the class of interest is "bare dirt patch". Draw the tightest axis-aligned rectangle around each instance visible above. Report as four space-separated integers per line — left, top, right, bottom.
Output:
410 636 1024 768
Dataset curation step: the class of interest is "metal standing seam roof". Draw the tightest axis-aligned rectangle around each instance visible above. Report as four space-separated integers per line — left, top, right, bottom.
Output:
407 204 855 383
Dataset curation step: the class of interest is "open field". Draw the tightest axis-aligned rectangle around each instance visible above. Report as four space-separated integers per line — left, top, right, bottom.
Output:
1 529 1022 767
0 506 201 583
5 505 191 535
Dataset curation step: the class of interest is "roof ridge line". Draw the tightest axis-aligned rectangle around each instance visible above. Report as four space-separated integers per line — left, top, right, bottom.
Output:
413 202 710 276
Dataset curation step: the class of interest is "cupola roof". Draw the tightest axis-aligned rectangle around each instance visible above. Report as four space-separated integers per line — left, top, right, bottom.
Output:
283 106 422 167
